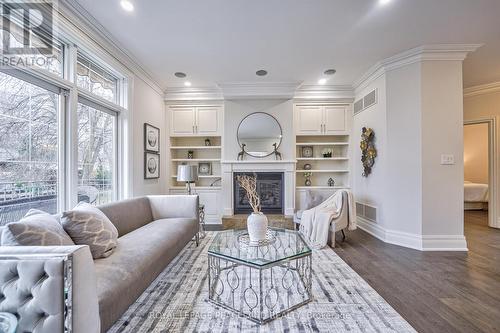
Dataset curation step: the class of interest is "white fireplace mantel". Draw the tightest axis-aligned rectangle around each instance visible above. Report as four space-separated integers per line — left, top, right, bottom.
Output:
221 160 296 216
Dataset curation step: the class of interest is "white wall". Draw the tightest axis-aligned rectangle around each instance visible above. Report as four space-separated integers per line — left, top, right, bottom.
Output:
353 75 388 229
420 60 464 237
223 99 294 160
131 78 166 196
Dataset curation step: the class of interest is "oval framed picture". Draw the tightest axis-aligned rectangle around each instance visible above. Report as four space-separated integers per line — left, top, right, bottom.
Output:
144 152 160 179
144 123 160 153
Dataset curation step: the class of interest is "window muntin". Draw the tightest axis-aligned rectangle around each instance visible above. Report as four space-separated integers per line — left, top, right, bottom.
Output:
77 55 119 103
77 102 116 206
0 71 60 223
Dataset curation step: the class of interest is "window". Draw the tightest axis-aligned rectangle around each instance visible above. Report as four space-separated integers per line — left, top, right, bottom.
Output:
0 71 61 223
77 102 116 205
77 55 119 103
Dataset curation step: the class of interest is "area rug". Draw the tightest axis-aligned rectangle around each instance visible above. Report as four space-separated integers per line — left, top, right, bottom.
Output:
108 232 415 333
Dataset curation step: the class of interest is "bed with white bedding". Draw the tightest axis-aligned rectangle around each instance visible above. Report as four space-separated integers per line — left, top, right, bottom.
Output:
464 181 489 210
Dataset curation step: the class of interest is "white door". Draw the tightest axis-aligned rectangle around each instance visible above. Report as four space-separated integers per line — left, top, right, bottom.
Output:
171 107 196 136
324 106 346 134
295 106 323 135
196 107 220 135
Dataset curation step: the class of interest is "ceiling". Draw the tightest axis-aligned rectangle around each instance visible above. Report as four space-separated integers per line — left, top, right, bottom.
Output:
74 0 500 90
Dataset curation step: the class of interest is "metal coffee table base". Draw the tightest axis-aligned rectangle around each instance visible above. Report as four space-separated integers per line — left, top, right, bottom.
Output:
208 253 312 324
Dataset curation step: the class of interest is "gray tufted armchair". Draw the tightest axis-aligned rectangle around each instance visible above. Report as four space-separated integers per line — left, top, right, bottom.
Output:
0 245 100 333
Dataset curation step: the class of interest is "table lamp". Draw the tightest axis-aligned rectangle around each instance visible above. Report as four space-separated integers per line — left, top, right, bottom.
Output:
177 165 198 194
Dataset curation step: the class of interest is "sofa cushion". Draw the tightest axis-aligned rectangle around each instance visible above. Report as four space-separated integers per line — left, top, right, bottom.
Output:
61 202 118 259
2 209 75 246
94 217 198 331
98 197 154 237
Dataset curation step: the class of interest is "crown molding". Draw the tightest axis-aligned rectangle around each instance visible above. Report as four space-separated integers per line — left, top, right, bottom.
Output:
354 44 482 92
294 84 354 102
164 87 224 102
217 82 301 99
59 1 164 95
464 81 500 98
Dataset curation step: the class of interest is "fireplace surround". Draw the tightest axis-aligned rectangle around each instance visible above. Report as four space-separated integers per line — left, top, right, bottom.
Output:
233 172 284 214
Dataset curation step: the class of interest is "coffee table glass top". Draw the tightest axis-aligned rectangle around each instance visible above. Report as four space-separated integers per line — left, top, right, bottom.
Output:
208 228 311 267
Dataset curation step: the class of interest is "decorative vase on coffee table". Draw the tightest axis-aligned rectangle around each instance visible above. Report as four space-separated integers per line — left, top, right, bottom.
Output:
247 212 268 242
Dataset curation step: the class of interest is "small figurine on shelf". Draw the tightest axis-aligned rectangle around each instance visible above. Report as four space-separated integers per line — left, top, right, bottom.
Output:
322 148 333 158
328 178 335 187
205 138 211 146
304 163 312 170
304 172 313 186
187 150 194 159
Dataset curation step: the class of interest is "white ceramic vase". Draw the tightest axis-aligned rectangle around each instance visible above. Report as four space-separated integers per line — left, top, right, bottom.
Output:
247 212 268 242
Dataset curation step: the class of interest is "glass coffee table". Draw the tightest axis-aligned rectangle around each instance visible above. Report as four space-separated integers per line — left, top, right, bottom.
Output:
208 228 312 324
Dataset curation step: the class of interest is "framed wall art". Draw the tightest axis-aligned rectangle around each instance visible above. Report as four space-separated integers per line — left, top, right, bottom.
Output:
145 152 160 179
144 123 160 153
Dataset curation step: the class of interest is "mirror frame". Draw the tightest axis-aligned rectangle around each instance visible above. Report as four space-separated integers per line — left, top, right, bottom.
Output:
237 112 283 158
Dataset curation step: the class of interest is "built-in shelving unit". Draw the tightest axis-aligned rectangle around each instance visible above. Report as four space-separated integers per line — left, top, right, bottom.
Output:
169 136 222 188
295 135 351 189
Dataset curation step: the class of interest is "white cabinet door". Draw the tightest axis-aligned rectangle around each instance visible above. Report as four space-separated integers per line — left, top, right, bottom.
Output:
295 106 323 135
323 106 346 134
170 107 196 136
196 107 220 136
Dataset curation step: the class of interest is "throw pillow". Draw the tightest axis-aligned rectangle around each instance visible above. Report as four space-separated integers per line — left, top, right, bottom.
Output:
1 209 75 246
62 202 118 259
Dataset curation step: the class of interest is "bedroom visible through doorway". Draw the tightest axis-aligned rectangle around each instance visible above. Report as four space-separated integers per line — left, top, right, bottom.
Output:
463 120 496 230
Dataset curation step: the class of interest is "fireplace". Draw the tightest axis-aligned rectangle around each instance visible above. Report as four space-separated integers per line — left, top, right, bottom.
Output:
233 172 284 214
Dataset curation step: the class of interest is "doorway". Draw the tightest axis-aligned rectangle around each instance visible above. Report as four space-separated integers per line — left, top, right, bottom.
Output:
464 119 497 228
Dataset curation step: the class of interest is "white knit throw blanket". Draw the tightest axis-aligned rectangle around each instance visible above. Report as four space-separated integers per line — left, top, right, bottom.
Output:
299 190 357 249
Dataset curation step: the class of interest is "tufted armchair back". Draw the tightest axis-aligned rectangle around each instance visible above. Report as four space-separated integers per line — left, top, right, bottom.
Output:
0 246 100 333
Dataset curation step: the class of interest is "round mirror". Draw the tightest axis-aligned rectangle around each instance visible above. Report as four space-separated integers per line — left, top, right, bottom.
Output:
237 112 282 158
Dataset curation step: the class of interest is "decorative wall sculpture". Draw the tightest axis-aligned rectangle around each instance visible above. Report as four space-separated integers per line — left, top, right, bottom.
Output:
360 127 377 177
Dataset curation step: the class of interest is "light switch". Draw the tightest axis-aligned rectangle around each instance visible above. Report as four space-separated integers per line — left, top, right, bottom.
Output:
441 154 455 165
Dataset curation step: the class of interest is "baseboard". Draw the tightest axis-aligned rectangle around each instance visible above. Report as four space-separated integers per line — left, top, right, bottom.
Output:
356 217 468 251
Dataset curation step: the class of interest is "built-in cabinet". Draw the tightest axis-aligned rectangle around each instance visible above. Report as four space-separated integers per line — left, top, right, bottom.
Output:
170 106 222 136
294 103 352 210
167 104 224 223
295 105 348 135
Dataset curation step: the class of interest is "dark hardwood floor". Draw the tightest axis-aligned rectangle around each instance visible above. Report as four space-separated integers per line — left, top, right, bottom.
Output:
334 211 500 333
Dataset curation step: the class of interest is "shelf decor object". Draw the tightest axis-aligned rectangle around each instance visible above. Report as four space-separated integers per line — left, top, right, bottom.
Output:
177 164 198 194
236 174 268 242
198 162 212 175
144 123 160 153
301 146 313 158
328 178 335 187
187 150 194 159
304 172 312 186
360 127 377 177
144 152 160 179
322 148 333 158
205 138 211 146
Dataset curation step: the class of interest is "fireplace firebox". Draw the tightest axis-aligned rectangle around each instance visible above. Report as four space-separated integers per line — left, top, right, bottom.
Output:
233 172 284 214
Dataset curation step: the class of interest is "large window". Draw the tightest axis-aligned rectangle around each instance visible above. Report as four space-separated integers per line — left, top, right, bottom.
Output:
0 71 61 223
77 102 116 205
0 33 126 223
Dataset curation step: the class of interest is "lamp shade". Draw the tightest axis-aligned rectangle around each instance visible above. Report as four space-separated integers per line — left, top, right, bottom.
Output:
177 165 198 182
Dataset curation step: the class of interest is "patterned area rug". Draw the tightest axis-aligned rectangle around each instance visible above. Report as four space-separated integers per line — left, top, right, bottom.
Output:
108 232 415 333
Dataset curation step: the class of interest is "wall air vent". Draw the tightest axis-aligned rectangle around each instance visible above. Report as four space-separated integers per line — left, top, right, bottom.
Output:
353 88 378 116
363 89 377 109
353 99 364 115
356 202 377 223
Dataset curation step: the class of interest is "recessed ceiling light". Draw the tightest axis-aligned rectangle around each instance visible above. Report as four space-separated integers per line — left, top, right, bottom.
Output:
120 0 134 12
184 81 192 87
174 72 187 78
324 69 336 75
379 0 391 5
256 69 268 76
318 78 327 85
